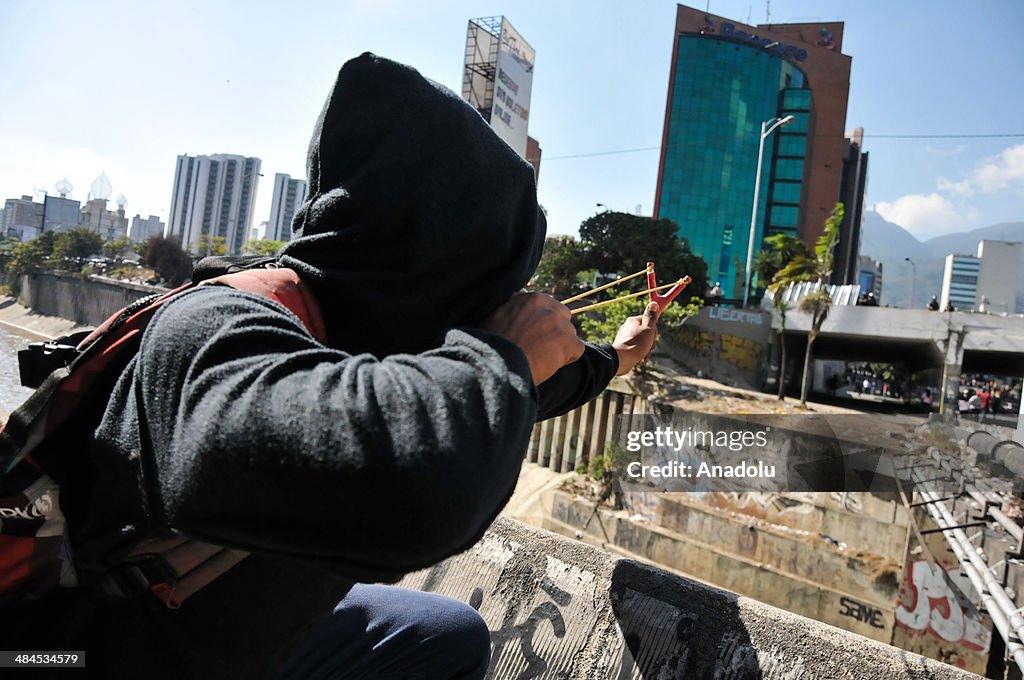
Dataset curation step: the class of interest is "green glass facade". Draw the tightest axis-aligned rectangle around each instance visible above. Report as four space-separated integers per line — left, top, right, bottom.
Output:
657 35 811 299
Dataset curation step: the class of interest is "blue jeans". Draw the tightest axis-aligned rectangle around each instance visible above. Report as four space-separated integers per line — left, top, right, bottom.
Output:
277 584 491 679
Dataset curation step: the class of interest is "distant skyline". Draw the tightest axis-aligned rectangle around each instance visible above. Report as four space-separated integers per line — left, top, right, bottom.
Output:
1 0 1021 242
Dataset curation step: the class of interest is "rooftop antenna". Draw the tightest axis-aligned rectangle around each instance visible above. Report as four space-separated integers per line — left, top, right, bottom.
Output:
766 0 770 23
745 4 751 24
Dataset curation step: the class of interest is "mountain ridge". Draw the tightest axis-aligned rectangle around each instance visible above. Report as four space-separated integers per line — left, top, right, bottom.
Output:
858 211 1024 311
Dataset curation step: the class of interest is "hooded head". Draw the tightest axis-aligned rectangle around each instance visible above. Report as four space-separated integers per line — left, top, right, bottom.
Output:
278 53 546 356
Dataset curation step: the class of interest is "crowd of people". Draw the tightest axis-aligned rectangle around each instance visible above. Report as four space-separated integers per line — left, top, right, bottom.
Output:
848 366 906 400
959 375 1020 420
844 366 1020 419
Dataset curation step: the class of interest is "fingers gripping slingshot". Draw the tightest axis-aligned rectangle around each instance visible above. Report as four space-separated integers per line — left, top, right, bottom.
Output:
561 261 691 318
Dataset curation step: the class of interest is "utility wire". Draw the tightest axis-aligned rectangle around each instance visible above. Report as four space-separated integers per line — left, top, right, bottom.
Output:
544 133 1024 161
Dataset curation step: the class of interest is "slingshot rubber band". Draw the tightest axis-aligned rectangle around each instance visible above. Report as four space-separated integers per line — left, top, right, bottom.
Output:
560 265 652 305
569 279 686 315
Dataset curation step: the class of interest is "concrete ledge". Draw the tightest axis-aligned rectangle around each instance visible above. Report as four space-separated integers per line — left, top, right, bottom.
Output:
400 517 979 679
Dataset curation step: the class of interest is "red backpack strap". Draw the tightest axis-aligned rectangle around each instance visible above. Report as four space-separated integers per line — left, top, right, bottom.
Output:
201 268 327 343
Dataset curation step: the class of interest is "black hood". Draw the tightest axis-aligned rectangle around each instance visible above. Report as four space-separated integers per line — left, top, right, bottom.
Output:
279 53 546 356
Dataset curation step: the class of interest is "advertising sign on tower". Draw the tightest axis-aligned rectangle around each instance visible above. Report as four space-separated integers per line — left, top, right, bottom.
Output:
463 17 534 159
490 19 534 158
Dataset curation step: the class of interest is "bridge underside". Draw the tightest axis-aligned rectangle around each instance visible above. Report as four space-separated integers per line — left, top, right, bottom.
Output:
783 333 1024 376
782 333 944 372
962 349 1024 375
778 307 1024 377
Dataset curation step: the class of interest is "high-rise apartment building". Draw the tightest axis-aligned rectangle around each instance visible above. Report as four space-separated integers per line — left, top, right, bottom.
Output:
833 129 869 286
267 173 308 242
42 195 82 234
654 5 853 299
940 254 980 311
167 154 261 255
2 196 43 241
80 198 129 241
938 241 1021 313
976 240 1021 314
857 255 883 301
130 214 166 243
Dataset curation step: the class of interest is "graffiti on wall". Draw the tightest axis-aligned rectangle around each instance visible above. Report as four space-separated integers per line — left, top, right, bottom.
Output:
720 335 764 372
417 551 776 679
670 327 765 374
895 560 991 651
838 596 886 629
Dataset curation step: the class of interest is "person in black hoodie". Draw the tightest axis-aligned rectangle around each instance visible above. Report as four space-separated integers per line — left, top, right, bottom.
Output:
33 54 657 678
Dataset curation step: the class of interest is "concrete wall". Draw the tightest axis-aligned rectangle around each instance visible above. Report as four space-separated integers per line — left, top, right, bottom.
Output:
400 517 979 679
546 490 903 645
662 306 772 389
17 273 166 328
892 507 993 675
665 491 910 562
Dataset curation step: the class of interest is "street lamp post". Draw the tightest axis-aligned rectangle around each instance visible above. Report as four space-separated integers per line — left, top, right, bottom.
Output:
743 115 795 309
905 257 917 309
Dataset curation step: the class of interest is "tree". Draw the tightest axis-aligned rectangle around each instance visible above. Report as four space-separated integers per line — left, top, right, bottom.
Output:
530 235 590 299
197 235 228 257
242 238 287 257
577 212 708 301
530 212 707 353
757 234 808 401
769 203 844 407
0 237 23 278
143 236 193 286
576 295 701 346
6 232 57 287
103 237 134 260
52 228 103 271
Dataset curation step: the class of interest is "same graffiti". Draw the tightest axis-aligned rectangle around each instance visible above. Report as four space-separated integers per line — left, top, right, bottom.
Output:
838 595 886 629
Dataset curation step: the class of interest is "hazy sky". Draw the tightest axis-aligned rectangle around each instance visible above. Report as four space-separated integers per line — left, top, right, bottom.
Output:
1 0 1021 241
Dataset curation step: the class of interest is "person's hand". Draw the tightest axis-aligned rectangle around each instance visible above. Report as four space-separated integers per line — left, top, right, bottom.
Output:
612 302 659 376
483 292 585 384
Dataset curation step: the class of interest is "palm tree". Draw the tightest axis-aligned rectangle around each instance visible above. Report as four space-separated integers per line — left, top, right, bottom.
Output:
757 235 806 401
766 203 844 407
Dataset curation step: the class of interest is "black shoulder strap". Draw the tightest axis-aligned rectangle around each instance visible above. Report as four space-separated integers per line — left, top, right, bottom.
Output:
0 365 72 474
191 255 278 283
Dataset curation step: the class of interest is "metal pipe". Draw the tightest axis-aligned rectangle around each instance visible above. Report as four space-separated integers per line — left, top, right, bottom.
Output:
966 487 1024 544
913 474 1024 671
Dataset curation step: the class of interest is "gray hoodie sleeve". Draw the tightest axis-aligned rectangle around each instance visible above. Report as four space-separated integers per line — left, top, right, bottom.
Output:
133 286 536 580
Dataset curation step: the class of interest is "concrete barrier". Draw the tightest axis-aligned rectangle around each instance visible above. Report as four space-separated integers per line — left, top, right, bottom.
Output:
17 272 166 328
399 517 979 679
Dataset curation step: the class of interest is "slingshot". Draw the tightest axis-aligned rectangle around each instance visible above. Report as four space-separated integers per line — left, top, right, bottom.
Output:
562 261 691 319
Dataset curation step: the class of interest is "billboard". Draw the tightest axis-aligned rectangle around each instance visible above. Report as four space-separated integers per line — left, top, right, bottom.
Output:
491 19 535 158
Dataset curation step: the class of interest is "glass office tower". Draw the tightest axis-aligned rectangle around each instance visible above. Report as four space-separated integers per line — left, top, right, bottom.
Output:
654 6 851 301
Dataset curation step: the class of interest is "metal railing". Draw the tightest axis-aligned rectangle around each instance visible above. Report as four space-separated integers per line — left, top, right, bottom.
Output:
527 389 645 473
